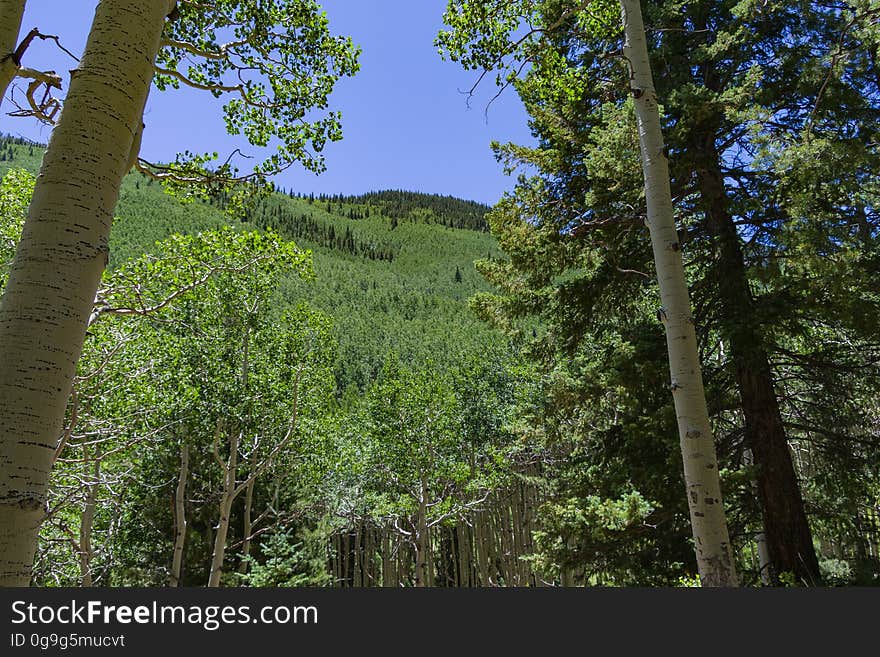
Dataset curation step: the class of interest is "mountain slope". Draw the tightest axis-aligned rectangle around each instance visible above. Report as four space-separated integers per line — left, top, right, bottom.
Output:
1 135 506 392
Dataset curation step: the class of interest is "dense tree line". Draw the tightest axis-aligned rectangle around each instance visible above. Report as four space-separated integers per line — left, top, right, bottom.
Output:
332 190 491 232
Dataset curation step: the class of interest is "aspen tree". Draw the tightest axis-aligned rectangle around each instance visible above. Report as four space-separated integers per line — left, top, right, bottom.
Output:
170 443 189 587
619 0 737 588
439 0 738 586
0 0 176 586
0 0 357 586
0 0 25 104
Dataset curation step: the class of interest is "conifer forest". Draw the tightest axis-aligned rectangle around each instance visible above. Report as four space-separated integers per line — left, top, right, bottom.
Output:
0 0 879 589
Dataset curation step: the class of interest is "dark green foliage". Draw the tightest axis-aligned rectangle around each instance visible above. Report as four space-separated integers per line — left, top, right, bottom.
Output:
239 525 334 587
440 0 880 585
318 190 491 232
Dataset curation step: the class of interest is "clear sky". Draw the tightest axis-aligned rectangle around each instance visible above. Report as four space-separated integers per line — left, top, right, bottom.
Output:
0 1 534 205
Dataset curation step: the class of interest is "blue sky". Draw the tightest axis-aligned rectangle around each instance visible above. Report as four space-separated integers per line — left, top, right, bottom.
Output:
0 0 534 205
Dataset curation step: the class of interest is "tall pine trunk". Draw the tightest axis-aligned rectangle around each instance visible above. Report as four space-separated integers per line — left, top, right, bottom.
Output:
0 0 26 107
694 153 821 585
0 0 175 586
619 0 738 586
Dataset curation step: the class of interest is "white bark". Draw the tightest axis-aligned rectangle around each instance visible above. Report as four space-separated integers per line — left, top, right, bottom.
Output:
0 0 26 107
170 442 188 587
0 0 176 586
414 482 429 587
620 0 738 586
208 429 239 588
744 448 771 585
236 477 254 576
78 457 99 587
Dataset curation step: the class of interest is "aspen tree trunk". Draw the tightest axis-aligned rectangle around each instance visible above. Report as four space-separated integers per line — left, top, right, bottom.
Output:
396 538 405 586
0 0 175 586
332 534 340 586
78 457 99 587
354 523 362 586
0 0 25 107
619 0 737 586
511 488 523 585
170 442 188 587
365 526 374 586
497 505 512 585
237 478 254 575
414 490 429 587
456 524 470 587
449 527 459 587
561 533 577 587
744 448 772 585
208 430 239 587
381 532 390 587
486 506 499 585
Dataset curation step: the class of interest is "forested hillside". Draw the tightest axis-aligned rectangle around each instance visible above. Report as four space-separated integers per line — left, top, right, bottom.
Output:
1 0 879 591
1 136 541 588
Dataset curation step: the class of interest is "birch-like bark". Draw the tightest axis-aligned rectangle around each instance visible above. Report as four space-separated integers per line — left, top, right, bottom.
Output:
78 457 99 587
0 0 176 586
0 0 26 107
397 539 406 586
236 477 254 576
170 442 188 587
208 429 239 588
354 523 362 587
414 487 429 587
456 525 469 587
619 0 737 586
380 530 387 586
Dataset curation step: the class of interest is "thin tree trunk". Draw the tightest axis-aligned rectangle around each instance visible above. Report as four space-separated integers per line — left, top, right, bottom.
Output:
497 504 512 585
0 0 175 586
457 524 470 587
78 456 99 587
354 522 362 587
414 491 428 587
475 511 489 586
365 526 374 586
512 485 527 585
237 477 254 576
486 504 499 585
426 526 435 587
332 533 340 587
380 531 390 587
170 442 188 587
0 0 25 107
396 536 405 586
619 0 737 586
208 430 239 587
342 531 349 587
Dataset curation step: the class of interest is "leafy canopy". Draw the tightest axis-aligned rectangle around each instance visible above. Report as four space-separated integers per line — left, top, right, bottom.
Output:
150 0 360 203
